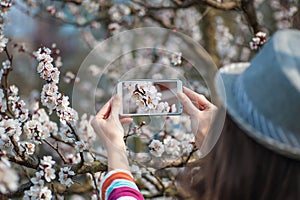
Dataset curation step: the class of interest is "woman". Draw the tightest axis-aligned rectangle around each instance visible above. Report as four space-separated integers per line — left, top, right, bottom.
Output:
91 29 300 200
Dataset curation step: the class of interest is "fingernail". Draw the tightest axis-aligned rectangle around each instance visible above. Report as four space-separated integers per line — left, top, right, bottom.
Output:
177 92 184 98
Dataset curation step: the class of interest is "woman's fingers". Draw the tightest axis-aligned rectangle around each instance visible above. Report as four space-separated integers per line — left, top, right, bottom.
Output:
96 98 112 119
120 117 133 124
109 94 122 119
178 92 199 116
183 87 212 108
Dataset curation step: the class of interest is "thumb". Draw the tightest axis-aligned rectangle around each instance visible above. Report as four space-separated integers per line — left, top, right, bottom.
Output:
110 94 122 118
178 92 199 116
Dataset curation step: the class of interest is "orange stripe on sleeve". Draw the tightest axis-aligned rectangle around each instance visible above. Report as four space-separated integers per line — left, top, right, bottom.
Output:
102 171 135 200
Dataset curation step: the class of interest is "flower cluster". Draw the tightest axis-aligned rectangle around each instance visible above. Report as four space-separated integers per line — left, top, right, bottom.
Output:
249 31 267 50
109 4 131 23
0 0 11 53
148 139 165 157
23 108 58 144
125 82 177 114
82 0 100 14
34 47 78 124
34 47 60 83
24 156 56 199
0 118 22 152
148 134 194 158
8 85 29 122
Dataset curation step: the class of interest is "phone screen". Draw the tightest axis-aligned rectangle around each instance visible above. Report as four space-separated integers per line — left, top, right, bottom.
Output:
118 80 182 116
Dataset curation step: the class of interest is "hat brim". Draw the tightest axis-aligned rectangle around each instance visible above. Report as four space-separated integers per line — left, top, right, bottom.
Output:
215 62 300 160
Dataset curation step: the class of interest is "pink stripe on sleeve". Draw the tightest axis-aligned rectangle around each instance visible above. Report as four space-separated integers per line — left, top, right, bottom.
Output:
108 186 144 200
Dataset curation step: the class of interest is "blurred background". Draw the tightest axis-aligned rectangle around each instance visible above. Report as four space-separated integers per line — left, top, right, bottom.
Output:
4 0 299 100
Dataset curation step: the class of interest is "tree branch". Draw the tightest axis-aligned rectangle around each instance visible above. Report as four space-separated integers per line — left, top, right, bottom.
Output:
6 154 39 169
75 160 107 174
241 0 263 33
135 0 240 11
51 0 82 5
202 0 241 11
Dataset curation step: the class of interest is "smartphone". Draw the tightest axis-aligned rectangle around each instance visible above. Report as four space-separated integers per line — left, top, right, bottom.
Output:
117 79 183 116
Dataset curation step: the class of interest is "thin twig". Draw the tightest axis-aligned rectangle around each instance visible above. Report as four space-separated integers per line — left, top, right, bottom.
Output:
9 136 24 159
89 172 100 200
43 139 68 164
66 121 85 167
3 47 15 118
159 145 198 170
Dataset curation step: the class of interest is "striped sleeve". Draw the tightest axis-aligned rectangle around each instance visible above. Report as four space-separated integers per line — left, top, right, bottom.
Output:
100 169 144 200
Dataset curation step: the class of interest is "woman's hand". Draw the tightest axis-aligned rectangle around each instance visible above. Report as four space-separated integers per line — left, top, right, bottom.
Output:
178 87 217 148
91 94 132 149
91 94 132 171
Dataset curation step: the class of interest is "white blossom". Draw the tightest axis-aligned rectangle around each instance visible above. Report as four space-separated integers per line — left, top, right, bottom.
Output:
33 47 52 62
0 88 7 112
82 0 100 14
32 109 58 136
30 171 44 187
59 167 75 187
63 71 79 83
0 35 8 52
58 106 78 124
23 119 50 143
75 140 86 152
44 167 56 182
59 125 75 143
125 81 177 114
130 164 142 179
2 59 10 69
56 95 70 111
19 141 35 155
163 136 181 157
149 139 164 157
109 4 131 22
9 85 18 96
66 153 81 164
91 194 98 200
0 118 22 141
78 114 96 146
108 23 121 34
41 83 59 112
180 141 194 155
7 86 29 122
170 52 182 66
0 157 19 194
40 156 55 169
24 186 52 200
0 131 13 151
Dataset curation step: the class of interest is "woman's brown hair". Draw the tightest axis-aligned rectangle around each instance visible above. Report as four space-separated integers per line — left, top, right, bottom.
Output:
179 111 300 200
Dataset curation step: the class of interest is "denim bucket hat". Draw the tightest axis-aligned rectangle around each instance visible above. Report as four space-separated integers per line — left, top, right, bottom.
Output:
215 29 300 159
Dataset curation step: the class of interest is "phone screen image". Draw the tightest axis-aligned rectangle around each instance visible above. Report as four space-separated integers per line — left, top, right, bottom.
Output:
118 80 182 116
